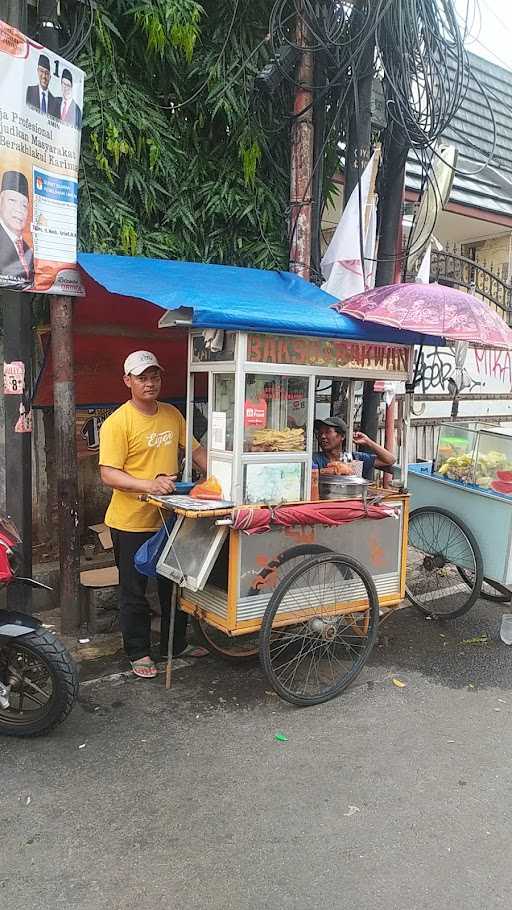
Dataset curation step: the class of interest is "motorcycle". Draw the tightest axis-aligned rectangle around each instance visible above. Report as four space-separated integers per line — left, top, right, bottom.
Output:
0 513 79 736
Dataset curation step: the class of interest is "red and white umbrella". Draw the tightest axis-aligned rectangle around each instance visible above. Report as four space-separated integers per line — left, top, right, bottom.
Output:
332 282 512 350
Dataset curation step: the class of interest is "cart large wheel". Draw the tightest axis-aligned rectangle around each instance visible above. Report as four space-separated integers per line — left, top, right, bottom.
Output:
407 506 483 619
260 553 379 707
192 545 334 664
457 571 511 605
191 618 260 664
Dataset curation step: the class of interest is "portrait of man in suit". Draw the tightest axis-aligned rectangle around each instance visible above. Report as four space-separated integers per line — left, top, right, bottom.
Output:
0 171 34 289
25 53 60 117
58 68 82 129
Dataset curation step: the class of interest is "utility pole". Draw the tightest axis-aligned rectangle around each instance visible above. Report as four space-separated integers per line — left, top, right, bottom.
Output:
342 2 384 442
37 0 60 50
310 46 326 282
330 3 377 419
0 0 32 612
50 297 80 631
289 3 314 280
38 0 81 632
344 4 375 202
374 125 408 288
358 128 408 448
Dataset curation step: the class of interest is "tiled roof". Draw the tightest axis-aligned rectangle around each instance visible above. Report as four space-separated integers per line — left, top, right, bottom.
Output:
406 51 512 219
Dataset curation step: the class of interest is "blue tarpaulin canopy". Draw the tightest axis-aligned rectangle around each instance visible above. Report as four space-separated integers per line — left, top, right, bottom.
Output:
78 253 444 347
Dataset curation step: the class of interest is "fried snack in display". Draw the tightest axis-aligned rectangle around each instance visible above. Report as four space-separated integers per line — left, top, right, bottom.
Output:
319 461 354 476
250 427 305 452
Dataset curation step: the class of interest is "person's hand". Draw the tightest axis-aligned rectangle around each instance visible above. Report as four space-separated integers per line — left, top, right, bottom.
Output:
148 475 177 496
353 431 371 447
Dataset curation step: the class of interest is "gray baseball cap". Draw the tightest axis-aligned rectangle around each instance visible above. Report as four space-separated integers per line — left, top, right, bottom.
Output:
314 416 347 435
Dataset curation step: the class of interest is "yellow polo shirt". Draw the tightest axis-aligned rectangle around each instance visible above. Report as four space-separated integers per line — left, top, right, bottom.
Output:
99 401 198 532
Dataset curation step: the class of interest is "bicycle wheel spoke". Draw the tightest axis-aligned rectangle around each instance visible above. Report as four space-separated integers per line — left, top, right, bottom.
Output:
406 509 482 618
261 554 378 705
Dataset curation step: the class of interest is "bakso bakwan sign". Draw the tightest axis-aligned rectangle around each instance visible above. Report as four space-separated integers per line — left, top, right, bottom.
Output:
248 333 412 379
0 20 84 295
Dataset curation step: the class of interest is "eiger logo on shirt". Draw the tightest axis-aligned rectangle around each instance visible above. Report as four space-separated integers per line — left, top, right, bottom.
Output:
147 430 175 448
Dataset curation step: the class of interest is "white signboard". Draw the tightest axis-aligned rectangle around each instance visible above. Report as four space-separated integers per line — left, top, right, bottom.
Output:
3 359 24 394
211 411 227 451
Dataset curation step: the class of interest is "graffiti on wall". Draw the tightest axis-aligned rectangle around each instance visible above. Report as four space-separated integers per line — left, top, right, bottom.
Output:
418 346 512 396
474 348 512 388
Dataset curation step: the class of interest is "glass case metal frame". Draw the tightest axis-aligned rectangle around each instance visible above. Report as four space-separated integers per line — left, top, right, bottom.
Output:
183 330 413 505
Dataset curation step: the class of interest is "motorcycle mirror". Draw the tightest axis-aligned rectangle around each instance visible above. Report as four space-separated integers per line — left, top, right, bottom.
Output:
15 577 53 592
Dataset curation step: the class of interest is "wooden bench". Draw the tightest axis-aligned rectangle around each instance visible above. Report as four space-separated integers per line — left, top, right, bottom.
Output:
80 565 119 634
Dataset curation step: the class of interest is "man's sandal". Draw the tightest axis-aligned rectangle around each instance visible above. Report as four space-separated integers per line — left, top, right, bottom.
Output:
131 657 158 678
175 644 209 659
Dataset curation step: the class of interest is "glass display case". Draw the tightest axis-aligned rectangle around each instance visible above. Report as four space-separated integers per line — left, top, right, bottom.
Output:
243 374 308 453
474 428 512 496
433 425 478 483
434 423 512 497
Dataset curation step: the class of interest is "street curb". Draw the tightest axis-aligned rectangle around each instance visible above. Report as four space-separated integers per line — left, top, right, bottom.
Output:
80 658 191 688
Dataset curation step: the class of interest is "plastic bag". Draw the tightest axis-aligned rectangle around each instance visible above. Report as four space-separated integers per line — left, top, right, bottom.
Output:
134 517 175 578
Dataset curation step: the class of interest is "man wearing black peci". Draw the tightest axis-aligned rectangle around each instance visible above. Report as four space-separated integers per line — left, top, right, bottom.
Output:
26 54 60 117
57 69 82 129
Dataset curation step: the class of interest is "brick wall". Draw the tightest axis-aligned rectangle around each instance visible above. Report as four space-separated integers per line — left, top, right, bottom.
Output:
463 233 512 281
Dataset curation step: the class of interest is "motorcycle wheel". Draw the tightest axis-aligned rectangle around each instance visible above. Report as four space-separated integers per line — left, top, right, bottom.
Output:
0 629 79 737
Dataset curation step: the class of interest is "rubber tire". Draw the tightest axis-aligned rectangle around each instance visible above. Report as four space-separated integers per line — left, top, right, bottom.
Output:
190 617 259 665
193 544 334 664
407 506 484 619
0 629 79 737
457 569 511 605
260 552 379 707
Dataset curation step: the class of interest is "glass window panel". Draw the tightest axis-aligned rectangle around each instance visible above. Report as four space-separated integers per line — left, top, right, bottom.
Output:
213 374 235 451
244 374 308 453
243 462 305 505
191 331 236 362
158 517 227 589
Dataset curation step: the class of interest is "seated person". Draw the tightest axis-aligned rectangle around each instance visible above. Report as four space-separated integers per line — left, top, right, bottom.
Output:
313 416 395 480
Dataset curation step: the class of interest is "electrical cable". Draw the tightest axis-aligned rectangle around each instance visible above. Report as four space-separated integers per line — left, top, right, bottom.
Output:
79 0 506 279
60 0 94 61
322 2 498 275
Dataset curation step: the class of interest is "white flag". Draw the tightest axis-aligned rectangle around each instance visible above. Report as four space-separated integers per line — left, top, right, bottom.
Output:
321 151 378 300
415 243 431 284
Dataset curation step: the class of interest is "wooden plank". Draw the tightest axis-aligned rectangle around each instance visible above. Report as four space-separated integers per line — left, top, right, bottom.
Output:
80 566 119 587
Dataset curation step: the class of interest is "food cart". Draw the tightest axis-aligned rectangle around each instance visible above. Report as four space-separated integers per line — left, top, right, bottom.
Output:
149 313 419 706
407 423 512 618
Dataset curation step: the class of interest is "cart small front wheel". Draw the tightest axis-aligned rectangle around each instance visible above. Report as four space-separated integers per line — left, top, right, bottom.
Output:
406 506 483 619
191 618 259 664
260 553 379 707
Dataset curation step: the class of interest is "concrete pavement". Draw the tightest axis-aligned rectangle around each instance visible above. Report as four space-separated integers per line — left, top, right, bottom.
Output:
1 599 511 909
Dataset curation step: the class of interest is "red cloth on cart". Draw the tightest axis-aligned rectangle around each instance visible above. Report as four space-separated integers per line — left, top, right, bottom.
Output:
231 500 395 535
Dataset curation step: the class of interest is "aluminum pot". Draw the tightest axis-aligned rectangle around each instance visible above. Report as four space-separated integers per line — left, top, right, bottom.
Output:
318 474 369 503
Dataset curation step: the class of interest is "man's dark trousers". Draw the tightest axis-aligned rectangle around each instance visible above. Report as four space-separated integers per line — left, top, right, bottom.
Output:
111 529 187 660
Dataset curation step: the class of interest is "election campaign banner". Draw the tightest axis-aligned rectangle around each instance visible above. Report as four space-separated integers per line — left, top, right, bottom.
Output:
0 20 84 295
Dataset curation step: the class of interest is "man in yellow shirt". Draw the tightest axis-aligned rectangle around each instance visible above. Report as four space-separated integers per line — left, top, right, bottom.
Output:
99 350 208 678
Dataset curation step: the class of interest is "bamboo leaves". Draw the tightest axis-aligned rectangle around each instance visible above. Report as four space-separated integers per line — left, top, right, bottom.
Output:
78 1 295 269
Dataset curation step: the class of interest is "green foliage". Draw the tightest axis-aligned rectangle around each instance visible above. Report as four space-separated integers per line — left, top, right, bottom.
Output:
78 0 297 270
